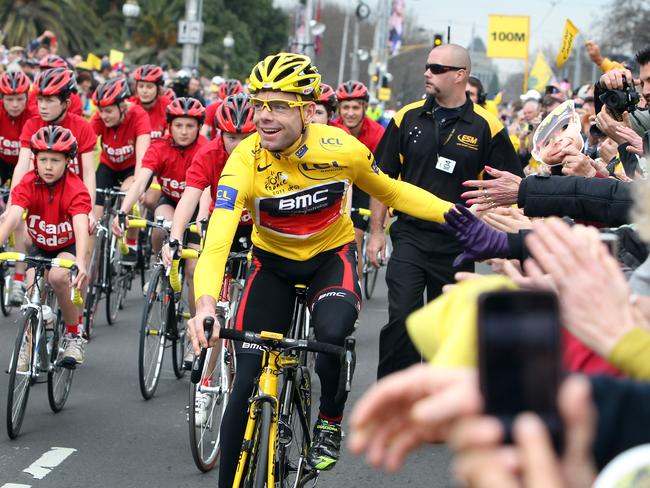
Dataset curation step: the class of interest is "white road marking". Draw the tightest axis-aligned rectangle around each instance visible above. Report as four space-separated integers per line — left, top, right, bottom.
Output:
22 447 76 480
1 484 32 487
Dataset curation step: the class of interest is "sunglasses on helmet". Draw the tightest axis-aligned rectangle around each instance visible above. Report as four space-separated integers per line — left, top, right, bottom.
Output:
425 63 466 75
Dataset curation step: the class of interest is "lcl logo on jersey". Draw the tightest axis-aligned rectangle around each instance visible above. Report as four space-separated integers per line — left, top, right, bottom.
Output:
298 160 345 180
319 137 344 152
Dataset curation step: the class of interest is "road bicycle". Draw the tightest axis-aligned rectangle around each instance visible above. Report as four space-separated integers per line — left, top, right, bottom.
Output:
3 252 83 439
188 250 249 472
194 285 356 487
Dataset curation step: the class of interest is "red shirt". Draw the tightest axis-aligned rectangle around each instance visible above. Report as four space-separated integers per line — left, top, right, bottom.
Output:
91 104 151 170
141 134 207 202
12 170 91 251
0 104 33 166
28 89 83 117
20 112 96 179
204 100 222 139
130 95 171 141
330 115 384 153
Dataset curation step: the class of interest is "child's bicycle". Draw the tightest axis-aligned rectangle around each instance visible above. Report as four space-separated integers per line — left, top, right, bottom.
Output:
2 252 83 439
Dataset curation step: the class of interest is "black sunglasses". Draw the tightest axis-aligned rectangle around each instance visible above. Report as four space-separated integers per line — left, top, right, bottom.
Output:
425 63 466 75
545 85 561 95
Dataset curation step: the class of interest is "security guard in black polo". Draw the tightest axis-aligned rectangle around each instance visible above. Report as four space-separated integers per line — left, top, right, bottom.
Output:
367 44 523 379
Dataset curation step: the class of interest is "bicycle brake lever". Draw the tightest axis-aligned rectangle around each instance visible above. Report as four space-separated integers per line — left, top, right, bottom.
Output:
191 317 214 384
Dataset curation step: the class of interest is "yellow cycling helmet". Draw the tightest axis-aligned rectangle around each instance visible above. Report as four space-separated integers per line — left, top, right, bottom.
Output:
248 52 321 99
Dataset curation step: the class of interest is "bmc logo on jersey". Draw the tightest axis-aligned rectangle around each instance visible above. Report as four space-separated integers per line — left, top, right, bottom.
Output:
215 185 238 211
256 181 347 238
457 134 479 150
319 137 344 152
298 160 345 180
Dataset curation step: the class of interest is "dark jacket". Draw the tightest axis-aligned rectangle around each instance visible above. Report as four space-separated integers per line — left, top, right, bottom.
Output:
518 175 633 226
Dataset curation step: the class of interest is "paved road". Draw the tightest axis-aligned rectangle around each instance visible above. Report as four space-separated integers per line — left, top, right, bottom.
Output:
0 269 453 487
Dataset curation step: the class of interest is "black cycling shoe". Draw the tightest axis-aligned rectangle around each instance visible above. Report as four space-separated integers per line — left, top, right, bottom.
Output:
306 418 342 471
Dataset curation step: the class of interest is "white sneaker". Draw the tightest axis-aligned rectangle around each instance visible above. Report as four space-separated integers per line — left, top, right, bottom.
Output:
16 340 30 372
183 341 194 365
62 333 86 365
10 281 25 306
194 390 213 426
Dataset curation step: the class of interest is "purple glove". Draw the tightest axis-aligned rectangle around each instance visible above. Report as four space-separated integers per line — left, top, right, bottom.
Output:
440 204 510 266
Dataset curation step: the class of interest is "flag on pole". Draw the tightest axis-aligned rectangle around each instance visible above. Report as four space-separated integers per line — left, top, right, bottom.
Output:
529 52 553 92
85 53 102 71
556 19 579 68
109 49 125 65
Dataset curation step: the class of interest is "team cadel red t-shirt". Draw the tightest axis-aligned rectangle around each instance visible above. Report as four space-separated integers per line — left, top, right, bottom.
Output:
11 170 91 251
0 104 34 166
186 135 252 224
130 95 171 141
141 134 207 203
91 104 152 170
20 112 96 179
203 100 222 140
28 89 83 117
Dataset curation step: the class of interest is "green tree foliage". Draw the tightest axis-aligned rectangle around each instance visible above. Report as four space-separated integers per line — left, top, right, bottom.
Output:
0 0 290 79
0 0 100 54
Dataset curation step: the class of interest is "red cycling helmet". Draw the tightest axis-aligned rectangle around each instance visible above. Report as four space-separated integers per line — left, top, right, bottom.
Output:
30 125 78 161
162 87 176 100
336 80 369 102
39 54 70 70
218 79 244 100
165 97 206 125
38 68 77 98
216 93 255 134
0 71 31 95
134 64 164 85
317 83 337 110
93 78 131 107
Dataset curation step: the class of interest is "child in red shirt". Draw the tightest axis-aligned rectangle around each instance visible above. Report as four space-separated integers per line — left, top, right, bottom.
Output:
0 71 33 183
0 126 91 367
113 97 207 310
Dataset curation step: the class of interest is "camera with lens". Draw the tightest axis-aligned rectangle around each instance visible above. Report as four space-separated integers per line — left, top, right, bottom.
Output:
594 76 640 120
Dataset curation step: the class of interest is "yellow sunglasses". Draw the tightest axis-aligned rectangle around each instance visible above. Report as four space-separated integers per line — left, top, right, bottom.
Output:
249 97 312 114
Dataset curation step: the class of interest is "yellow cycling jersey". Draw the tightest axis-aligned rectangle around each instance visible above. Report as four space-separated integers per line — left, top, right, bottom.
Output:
195 123 453 301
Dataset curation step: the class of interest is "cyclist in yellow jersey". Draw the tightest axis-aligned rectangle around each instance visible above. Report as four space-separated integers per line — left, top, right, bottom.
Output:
188 52 453 486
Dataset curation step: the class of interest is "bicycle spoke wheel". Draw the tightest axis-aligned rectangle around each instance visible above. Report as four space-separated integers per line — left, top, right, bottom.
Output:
138 265 167 400
48 310 74 412
277 367 313 487
83 233 104 340
188 340 234 472
105 236 121 325
171 280 190 379
363 263 379 300
6 309 37 439
0 264 13 316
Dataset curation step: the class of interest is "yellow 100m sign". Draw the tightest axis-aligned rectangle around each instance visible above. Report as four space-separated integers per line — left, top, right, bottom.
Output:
486 15 530 59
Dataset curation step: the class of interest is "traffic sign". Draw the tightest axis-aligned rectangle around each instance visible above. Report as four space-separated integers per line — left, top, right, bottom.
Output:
178 20 204 44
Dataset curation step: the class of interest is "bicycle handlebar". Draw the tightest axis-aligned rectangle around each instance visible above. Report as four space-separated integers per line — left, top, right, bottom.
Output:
351 207 371 217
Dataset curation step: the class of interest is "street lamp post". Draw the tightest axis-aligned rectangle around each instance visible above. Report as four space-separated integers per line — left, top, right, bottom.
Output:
122 0 141 51
223 31 234 79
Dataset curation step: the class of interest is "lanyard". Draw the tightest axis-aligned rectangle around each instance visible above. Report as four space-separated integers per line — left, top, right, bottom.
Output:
432 114 462 162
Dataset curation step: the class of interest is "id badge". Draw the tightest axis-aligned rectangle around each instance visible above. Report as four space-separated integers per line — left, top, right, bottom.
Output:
436 156 456 174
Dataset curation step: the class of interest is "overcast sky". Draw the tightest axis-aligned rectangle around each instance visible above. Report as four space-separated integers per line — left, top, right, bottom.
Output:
274 0 613 74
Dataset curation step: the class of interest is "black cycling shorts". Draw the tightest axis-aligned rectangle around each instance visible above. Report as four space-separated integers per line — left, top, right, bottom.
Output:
0 162 13 186
156 194 201 246
27 243 77 269
95 163 135 206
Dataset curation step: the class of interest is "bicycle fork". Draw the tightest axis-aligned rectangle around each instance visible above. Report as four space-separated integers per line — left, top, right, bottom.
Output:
233 350 280 487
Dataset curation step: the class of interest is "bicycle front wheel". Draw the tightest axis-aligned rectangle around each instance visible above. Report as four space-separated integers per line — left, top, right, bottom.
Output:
171 278 190 379
276 366 313 487
363 262 379 300
105 235 122 325
246 401 272 488
7 309 37 439
188 340 234 472
0 264 12 316
138 265 167 400
48 310 74 412
84 231 104 340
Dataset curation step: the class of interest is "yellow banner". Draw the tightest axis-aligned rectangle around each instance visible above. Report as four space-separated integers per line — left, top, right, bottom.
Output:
555 19 579 68
378 87 392 102
529 52 553 93
86 53 102 71
109 49 124 65
486 15 529 59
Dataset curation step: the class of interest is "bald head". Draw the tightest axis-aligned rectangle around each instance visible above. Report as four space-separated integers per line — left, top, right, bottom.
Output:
431 44 471 75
